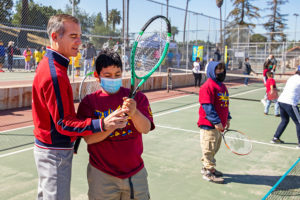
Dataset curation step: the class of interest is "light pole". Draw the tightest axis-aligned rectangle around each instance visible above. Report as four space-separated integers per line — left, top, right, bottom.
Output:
294 13 299 47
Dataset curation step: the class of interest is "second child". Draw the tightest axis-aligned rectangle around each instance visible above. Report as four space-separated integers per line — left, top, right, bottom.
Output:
264 71 280 116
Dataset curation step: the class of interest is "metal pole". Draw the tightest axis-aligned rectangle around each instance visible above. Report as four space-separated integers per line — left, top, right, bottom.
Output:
72 0 75 82
294 13 299 47
185 12 190 71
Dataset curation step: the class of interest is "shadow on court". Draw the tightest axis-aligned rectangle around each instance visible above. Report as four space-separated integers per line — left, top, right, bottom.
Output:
223 173 281 186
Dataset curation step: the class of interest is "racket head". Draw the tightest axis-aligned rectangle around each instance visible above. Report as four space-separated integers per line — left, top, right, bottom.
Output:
129 15 171 97
222 129 252 155
79 71 100 102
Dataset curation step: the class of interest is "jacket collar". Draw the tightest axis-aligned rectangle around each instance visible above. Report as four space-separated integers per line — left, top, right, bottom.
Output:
45 48 69 68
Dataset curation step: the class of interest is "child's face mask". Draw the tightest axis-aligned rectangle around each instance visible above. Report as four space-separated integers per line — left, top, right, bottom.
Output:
100 77 122 94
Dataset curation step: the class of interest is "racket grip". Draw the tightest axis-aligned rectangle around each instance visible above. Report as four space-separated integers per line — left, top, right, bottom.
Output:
73 137 82 154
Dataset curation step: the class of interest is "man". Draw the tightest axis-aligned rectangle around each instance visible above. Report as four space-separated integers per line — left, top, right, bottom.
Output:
267 54 277 72
6 41 14 72
32 14 128 200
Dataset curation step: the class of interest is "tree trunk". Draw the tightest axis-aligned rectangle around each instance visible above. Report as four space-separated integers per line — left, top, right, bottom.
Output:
19 0 28 47
106 0 108 28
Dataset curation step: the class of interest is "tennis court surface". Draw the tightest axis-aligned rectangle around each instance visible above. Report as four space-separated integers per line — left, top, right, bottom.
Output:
0 78 300 200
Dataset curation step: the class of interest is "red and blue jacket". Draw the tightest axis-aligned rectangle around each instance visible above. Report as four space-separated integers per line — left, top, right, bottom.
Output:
32 48 101 149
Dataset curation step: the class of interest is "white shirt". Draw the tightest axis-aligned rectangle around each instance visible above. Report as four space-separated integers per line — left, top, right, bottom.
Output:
278 74 300 106
192 61 201 74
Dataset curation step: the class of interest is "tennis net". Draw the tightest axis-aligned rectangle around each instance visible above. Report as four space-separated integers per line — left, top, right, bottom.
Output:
262 158 300 200
166 67 290 102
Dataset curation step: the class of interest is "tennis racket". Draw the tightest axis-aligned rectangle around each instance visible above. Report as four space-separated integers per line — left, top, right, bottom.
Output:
222 129 252 155
73 71 100 154
129 15 171 98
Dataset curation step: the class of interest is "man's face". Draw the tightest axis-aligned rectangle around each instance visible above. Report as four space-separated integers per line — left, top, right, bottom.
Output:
52 20 82 58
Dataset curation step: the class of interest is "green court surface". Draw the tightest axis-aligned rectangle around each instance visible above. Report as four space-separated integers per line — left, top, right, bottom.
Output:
0 83 299 200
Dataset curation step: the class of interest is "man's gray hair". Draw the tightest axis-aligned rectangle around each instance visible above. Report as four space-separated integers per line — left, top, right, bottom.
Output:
47 14 80 40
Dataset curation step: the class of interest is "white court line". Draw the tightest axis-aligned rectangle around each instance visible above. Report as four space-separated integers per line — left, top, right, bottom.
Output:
156 124 298 150
0 86 266 158
0 147 34 158
0 125 33 134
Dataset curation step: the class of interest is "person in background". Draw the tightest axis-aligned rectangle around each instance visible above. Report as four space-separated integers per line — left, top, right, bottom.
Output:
6 41 15 72
23 46 32 72
192 57 202 87
41 46 46 58
33 47 42 70
32 14 128 200
214 48 221 61
167 51 174 67
83 43 96 76
267 54 277 72
264 71 279 116
0 40 5 72
176 51 181 68
243 57 255 86
270 66 300 148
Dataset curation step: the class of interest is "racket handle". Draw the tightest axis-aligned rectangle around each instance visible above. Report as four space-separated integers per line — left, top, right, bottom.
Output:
73 137 82 154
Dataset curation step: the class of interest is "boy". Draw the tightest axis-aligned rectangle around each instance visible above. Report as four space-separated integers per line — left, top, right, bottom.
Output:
77 49 155 200
264 71 279 116
198 61 231 184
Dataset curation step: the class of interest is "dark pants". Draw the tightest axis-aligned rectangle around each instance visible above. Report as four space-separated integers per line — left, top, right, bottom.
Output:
8 56 13 71
244 72 249 85
193 73 202 87
274 102 300 143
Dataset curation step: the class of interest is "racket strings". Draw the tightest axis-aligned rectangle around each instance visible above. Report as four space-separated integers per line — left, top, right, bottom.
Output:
224 131 252 155
134 19 169 77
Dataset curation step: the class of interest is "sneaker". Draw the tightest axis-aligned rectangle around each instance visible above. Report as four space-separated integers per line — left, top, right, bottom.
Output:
270 138 284 144
202 170 224 184
275 114 280 117
264 113 268 115
201 167 223 177
0 69 4 72
261 99 266 106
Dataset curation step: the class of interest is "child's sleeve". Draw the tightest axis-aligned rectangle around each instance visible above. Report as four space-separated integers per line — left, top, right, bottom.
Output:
201 104 221 125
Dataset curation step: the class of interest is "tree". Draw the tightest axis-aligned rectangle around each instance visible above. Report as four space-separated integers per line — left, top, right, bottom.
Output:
108 9 121 31
250 33 267 43
171 26 179 41
12 0 62 27
227 0 260 28
0 0 13 24
263 0 288 44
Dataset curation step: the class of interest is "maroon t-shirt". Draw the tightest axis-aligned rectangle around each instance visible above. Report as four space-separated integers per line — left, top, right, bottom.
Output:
77 87 155 179
197 78 229 128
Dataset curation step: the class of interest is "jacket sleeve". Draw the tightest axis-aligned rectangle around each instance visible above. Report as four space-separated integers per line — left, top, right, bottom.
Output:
202 103 221 125
42 74 101 137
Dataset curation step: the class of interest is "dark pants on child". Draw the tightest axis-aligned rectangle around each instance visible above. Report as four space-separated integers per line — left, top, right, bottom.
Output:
193 73 202 87
274 102 300 143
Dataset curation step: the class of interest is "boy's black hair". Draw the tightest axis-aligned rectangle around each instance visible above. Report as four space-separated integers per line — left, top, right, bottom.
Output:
266 71 273 77
95 49 122 75
216 62 225 70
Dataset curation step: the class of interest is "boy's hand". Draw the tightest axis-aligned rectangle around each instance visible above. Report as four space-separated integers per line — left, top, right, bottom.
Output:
226 120 230 129
214 123 224 132
103 108 128 131
122 97 137 117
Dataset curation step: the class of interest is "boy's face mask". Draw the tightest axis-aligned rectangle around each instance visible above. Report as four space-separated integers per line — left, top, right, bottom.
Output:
100 77 122 94
216 71 226 82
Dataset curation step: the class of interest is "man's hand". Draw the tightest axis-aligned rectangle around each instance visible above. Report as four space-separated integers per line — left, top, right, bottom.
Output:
214 123 224 132
122 97 137 117
103 108 128 132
